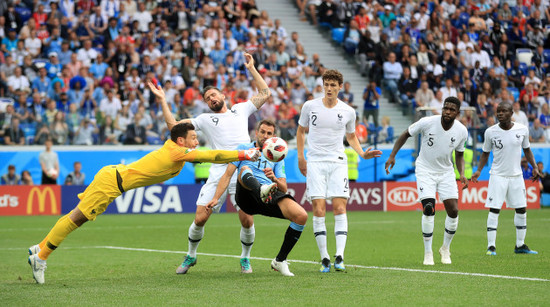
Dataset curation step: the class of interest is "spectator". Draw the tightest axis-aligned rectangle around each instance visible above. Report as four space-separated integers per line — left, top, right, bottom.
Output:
362 80 381 128
378 116 393 143
123 112 147 145
277 102 298 141
398 67 417 115
512 101 529 127
50 112 69 145
415 81 434 108
3 117 25 145
99 89 122 120
338 81 354 107
1 165 20 185
19 170 34 185
65 161 86 185
382 52 403 104
530 119 547 143
73 118 98 145
39 138 59 184
429 90 445 115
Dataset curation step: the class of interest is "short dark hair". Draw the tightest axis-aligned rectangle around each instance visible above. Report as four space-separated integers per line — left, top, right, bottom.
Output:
444 96 461 110
256 119 276 131
201 85 221 97
170 123 195 142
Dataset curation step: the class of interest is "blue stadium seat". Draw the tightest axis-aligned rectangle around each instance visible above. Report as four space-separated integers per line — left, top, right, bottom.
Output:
331 28 346 45
541 193 550 207
543 49 550 63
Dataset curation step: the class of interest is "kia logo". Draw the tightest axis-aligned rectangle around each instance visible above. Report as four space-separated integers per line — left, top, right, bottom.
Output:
388 187 418 207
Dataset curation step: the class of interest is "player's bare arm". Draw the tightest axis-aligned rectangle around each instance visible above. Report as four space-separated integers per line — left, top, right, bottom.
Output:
244 52 271 109
455 150 469 190
296 125 307 176
523 147 541 181
471 151 490 183
345 132 382 160
205 164 237 210
263 167 288 193
385 130 412 174
148 82 191 131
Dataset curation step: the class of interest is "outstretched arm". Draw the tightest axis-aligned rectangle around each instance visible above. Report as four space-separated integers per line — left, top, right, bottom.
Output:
346 132 382 160
244 53 271 109
148 82 191 131
385 129 411 174
177 148 260 163
206 164 238 209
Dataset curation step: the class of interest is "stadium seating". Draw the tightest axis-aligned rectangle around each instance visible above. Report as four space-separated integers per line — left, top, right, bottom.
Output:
541 193 550 207
331 28 346 45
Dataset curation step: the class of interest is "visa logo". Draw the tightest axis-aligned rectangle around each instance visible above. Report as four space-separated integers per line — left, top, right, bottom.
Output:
114 186 183 213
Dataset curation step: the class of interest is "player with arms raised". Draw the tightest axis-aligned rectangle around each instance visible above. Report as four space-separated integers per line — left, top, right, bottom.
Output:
385 97 469 265
471 102 540 255
297 69 382 272
151 53 271 274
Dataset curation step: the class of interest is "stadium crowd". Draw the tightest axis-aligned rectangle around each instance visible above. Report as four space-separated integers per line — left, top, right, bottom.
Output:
1 0 549 146
299 0 550 143
0 0 362 146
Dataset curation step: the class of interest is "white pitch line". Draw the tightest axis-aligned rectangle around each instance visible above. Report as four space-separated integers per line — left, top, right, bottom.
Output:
4 245 547 282
97 245 549 282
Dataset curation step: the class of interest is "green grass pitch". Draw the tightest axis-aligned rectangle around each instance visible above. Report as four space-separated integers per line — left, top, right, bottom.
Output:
1 210 549 306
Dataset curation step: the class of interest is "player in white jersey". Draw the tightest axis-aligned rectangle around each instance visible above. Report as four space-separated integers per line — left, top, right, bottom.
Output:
385 97 469 265
152 53 271 274
297 69 382 272
471 102 540 256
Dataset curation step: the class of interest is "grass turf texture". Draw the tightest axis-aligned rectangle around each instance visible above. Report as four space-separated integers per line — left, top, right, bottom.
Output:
1 210 549 306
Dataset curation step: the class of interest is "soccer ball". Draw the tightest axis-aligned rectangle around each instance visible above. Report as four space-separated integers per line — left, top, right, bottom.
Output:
262 137 288 162
48 169 58 177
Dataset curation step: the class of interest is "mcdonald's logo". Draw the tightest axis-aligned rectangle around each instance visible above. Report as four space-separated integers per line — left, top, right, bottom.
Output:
27 187 58 215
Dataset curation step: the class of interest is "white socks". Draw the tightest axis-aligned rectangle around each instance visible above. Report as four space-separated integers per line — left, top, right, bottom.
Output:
514 212 527 248
442 215 458 249
421 215 434 254
187 221 204 258
240 225 255 258
334 213 348 259
487 212 499 248
313 216 330 260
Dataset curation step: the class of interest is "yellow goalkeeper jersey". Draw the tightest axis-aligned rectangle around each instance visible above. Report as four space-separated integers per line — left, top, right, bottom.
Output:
117 140 239 191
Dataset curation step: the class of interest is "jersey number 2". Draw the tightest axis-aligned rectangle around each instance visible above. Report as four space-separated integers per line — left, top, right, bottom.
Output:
311 115 317 126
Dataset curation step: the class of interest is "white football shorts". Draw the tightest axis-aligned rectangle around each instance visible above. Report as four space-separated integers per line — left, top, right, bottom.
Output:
196 164 239 213
306 161 350 201
485 174 527 209
416 170 458 201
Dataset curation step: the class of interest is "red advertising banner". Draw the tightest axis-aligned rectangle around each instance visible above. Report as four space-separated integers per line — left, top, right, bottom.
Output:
385 181 541 211
0 185 62 216
227 182 384 212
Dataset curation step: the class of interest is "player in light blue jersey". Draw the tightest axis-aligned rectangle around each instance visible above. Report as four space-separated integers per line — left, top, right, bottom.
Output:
207 120 308 277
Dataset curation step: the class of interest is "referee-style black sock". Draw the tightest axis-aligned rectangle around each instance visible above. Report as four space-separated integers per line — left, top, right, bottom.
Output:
241 170 261 191
276 223 305 262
